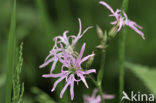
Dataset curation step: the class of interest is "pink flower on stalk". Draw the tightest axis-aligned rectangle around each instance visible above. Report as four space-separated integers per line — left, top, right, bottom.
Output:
99 1 145 40
83 89 115 103
39 18 93 73
42 43 96 100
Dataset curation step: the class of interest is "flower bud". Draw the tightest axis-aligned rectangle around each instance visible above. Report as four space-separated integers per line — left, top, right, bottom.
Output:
96 45 104 49
86 52 95 67
103 31 107 43
96 25 104 39
108 26 118 38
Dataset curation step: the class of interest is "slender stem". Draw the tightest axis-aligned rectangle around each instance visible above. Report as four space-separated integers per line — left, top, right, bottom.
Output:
98 85 105 103
97 52 106 103
89 51 105 103
119 0 129 103
119 31 126 103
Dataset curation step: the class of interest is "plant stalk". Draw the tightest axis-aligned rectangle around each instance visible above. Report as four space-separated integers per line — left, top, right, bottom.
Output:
119 0 129 103
97 52 106 103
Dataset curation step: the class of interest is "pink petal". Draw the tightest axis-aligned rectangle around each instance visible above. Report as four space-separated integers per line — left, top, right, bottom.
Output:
42 72 65 78
60 74 73 98
60 82 70 99
50 59 58 73
60 43 68 62
103 94 115 99
51 74 67 92
110 20 117 25
96 95 102 103
127 20 145 40
81 26 93 37
63 31 69 44
39 57 55 68
99 1 115 14
70 77 75 100
117 19 123 31
44 53 53 62
80 54 95 65
75 43 86 67
72 18 82 45
80 69 96 75
77 73 88 88
92 89 98 98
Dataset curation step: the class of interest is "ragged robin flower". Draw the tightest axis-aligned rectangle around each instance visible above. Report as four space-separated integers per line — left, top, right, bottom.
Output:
42 43 96 100
39 18 93 73
99 1 145 39
83 89 115 103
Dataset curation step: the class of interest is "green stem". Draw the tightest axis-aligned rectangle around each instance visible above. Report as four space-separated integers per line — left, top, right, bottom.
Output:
98 85 105 103
89 75 105 103
5 0 16 103
119 31 126 103
97 52 106 103
89 52 105 103
119 0 129 103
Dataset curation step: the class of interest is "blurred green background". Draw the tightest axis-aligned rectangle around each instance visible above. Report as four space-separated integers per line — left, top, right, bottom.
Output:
0 0 156 103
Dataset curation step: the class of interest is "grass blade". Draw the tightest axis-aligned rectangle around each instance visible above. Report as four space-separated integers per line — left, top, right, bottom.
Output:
5 0 16 103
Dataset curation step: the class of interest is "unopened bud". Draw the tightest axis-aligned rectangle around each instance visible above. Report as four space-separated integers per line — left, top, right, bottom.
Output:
103 31 107 42
86 52 95 67
96 45 104 49
108 26 118 38
96 25 103 39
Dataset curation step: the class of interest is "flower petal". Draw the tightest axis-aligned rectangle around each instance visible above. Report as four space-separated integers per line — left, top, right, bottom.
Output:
51 75 67 92
103 94 115 99
80 54 95 65
75 43 86 67
77 73 88 88
42 72 65 78
99 1 115 14
80 69 96 75
127 20 145 39
92 89 98 98
50 59 58 73
39 57 55 68
70 77 75 100
60 74 73 98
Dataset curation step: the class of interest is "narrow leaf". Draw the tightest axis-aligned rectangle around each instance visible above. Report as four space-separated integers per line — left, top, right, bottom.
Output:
5 0 16 103
125 62 156 96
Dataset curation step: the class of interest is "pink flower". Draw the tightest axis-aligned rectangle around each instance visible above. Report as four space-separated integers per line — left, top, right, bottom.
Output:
39 18 93 73
83 89 115 103
99 1 145 39
42 43 96 100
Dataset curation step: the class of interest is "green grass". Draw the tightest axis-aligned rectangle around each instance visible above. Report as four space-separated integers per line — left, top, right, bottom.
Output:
5 0 16 103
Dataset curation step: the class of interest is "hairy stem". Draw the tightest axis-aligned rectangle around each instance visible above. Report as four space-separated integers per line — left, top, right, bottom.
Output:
119 0 129 103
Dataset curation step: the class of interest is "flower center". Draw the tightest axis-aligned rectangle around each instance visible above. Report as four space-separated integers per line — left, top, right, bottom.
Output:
70 68 76 74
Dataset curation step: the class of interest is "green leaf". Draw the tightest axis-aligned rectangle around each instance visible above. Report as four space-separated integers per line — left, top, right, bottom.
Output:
31 87 56 103
0 74 6 88
125 62 156 96
5 0 16 103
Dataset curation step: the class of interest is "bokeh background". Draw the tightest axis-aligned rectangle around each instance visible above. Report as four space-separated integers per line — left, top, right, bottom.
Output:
0 0 156 103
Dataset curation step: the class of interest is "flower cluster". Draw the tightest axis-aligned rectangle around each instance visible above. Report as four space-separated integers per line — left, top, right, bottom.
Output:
83 89 115 103
40 18 96 100
99 1 145 39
